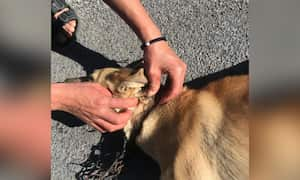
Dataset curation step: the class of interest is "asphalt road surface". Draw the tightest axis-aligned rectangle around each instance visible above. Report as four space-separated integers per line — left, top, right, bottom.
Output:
51 0 249 179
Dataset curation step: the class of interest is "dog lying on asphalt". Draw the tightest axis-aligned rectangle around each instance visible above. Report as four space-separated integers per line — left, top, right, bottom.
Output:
66 66 249 180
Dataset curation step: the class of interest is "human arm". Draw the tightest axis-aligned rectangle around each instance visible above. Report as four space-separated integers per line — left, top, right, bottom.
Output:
103 0 187 103
51 83 138 132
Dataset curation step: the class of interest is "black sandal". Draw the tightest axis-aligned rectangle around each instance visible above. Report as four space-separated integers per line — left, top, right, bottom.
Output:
51 0 78 47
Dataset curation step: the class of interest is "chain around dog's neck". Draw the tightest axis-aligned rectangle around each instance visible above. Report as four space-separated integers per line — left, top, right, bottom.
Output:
76 95 156 180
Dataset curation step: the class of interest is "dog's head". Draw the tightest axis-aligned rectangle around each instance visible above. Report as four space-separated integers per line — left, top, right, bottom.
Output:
91 67 154 138
91 67 148 98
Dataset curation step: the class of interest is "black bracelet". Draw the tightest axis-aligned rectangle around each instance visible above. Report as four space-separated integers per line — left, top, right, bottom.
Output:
141 36 167 50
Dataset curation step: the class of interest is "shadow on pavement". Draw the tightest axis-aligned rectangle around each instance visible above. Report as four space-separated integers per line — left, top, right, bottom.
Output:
51 111 86 127
52 41 120 74
118 144 161 180
185 60 248 89
75 131 161 180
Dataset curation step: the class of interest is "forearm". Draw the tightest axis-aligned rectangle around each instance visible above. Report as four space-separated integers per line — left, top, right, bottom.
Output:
104 0 162 42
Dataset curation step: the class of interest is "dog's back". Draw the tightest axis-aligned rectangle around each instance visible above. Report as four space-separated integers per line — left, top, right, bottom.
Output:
136 75 249 180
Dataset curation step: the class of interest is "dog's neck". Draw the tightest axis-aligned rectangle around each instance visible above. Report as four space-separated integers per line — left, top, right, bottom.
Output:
123 94 156 139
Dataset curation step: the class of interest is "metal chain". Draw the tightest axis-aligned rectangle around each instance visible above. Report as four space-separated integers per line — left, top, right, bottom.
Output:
76 134 128 180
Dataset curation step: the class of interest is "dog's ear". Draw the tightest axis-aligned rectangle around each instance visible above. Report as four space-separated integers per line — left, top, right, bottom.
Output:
91 68 119 85
121 68 148 88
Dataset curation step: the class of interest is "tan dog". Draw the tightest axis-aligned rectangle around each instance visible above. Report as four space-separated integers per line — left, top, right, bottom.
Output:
67 67 249 180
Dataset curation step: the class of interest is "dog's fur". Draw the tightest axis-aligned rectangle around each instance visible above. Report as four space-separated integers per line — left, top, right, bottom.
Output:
66 67 249 180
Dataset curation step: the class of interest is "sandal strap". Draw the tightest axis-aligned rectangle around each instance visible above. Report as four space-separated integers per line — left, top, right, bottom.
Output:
57 9 78 24
51 0 68 14
51 0 78 46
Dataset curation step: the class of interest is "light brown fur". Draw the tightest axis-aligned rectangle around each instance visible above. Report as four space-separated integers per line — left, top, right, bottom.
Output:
66 67 249 180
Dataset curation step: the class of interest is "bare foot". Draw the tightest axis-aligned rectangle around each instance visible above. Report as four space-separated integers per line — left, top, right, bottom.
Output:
54 8 77 37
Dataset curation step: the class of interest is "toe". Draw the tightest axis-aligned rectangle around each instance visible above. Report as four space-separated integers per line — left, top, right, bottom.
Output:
69 20 77 28
63 23 75 33
62 25 73 37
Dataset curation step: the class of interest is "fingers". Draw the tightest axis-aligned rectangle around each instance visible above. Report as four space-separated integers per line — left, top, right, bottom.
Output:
145 67 162 96
90 122 106 133
94 118 126 133
159 64 186 104
99 108 133 125
93 109 133 132
109 97 138 109
159 77 182 104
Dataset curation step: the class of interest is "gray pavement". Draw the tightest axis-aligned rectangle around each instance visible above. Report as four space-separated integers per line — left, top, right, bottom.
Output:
51 0 249 179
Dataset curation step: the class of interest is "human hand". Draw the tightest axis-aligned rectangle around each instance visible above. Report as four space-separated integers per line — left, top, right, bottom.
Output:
143 41 187 104
103 0 186 103
51 83 138 132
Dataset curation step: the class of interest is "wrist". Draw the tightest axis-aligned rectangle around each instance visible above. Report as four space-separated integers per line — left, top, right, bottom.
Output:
141 36 167 50
51 83 72 111
143 39 169 52
140 28 162 42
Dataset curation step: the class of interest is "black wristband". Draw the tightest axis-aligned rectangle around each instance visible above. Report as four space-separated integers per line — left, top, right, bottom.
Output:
141 36 167 50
